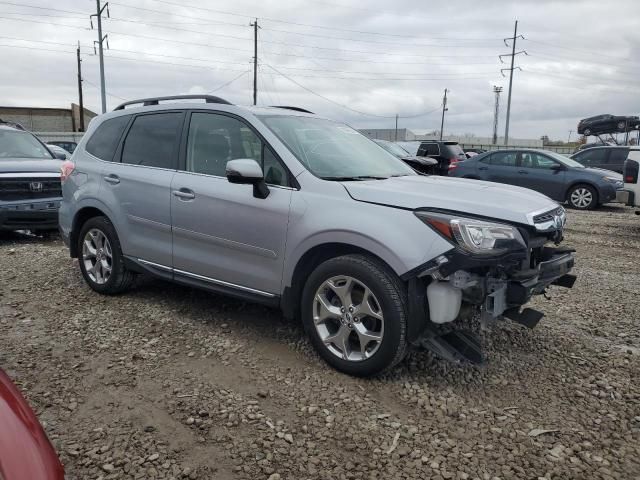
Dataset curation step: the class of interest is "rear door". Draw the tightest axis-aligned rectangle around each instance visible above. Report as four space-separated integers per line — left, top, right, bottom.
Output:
170 111 292 296
513 152 566 200
100 111 184 266
479 151 519 184
572 148 609 170
606 148 629 174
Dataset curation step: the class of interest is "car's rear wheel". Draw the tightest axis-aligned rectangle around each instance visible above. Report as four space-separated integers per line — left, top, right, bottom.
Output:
617 120 626 131
77 216 134 294
301 254 408 377
568 184 597 210
583 128 591 136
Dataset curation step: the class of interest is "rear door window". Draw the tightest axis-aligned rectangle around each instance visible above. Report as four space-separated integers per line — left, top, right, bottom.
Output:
420 143 440 156
120 112 183 169
608 148 628 165
574 148 607 167
85 115 130 161
490 151 517 167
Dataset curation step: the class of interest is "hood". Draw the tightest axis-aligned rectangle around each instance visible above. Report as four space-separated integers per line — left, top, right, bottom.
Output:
342 175 559 226
401 155 438 166
0 158 62 175
0 158 63 174
581 166 623 179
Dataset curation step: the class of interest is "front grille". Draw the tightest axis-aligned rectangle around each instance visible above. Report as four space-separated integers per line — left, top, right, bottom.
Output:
0 177 62 201
533 207 564 224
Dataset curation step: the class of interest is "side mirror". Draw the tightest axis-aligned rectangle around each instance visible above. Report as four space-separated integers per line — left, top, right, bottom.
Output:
550 164 565 171
226 159 270 199
53 151 67 160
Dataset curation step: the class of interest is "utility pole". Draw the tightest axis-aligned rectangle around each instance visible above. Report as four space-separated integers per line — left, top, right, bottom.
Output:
492 86 502 144
500 20 526 146
76 42 85 131
439 88 448 141
250 18 259 105
567 130 573 143
90 0 109 113
394 114 399 141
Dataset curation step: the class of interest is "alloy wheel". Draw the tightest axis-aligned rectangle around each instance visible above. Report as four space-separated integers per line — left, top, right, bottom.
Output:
313 275 384 362
82 228 113 284
570 188 593 209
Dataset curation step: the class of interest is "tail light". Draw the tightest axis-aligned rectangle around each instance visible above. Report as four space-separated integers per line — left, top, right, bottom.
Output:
448 157 459 171
60 160 75 183
624 159 638 184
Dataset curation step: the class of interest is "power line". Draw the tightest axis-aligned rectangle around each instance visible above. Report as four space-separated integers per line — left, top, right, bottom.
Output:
206 69 250 94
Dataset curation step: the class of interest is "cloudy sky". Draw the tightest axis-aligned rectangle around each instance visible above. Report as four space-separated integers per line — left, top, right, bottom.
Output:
1 0 639 140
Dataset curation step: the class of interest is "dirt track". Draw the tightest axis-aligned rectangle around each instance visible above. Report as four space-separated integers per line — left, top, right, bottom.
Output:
1 205 639 480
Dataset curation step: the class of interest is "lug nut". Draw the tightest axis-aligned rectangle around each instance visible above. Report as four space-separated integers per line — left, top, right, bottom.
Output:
354 317 360 323
340 306 345 313
349 306 354 313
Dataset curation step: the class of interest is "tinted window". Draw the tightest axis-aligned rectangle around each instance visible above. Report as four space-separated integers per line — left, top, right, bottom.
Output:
422 144 440 156
520 152 557 169
121 113 182 169
608 149 628 164
443 143 465 158
85 115 130 161
574 148 607 166
186 112 290 186
490 151 517 166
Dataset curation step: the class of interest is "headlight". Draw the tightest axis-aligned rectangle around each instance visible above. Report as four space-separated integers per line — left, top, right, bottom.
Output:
602 176 622 184
415 211 526 255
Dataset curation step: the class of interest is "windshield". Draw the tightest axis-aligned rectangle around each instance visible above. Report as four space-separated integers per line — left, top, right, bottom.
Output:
545 151 585 168
0 130 53 159
374 140 410 158
259 116 415 179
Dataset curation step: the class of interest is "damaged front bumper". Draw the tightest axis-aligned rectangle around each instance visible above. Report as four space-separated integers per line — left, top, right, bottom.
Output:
404 242 576 364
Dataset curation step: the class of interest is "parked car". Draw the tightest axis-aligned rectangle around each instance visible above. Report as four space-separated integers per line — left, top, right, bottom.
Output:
0 368 65 479
570 146 629 174
577 114 640 136
373 139 438 174
0 120 63 233
450 148 623 210
46 144 70 160
395 141 421 156
572 140 616 153
48 140 78 153
59 95 575 376
416 140 467 175
616 147 640 212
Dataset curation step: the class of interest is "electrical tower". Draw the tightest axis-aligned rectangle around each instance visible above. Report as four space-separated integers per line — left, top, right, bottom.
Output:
499 20 527 146
492 86 502 145
90 0 109 113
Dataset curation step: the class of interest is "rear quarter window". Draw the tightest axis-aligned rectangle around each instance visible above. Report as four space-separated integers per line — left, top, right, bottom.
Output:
85 115 130 161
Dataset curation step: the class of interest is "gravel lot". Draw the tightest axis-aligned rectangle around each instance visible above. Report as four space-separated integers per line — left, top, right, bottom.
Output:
1 205 639 480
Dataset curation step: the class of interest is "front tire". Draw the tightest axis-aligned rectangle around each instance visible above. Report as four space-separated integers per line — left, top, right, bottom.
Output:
301 254 408 377
77 216 135 294
567 184 598 210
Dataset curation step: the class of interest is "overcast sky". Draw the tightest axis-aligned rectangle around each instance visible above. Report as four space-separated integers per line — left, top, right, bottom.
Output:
1 0 639 140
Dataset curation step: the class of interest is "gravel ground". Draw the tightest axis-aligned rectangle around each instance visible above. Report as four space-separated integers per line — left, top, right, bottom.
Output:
1 205 639 480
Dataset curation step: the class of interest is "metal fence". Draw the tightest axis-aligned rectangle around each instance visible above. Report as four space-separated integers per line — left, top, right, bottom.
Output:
460 144 575 155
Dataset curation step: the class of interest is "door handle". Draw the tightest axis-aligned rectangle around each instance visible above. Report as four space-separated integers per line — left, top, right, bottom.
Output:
104 174 120 184
172 188 195 200
479 166 488 170
517 170 528 174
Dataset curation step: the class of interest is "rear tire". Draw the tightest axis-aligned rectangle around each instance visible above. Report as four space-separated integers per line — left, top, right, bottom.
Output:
583 128 591 136
77 216 135 294
617 121 626 131
567 184 598 210
301 254 408 377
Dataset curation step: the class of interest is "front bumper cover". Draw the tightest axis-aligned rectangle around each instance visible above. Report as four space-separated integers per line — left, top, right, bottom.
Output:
0 200 61 231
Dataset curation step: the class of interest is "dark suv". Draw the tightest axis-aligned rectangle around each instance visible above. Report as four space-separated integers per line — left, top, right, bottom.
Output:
0 121 63 233
570 146 629 174
417 140 467 175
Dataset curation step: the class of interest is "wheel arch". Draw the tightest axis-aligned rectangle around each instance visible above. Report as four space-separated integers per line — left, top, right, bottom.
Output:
69 203 115 258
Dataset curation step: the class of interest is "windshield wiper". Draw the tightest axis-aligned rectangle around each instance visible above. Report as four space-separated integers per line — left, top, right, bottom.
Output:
323 175 389 181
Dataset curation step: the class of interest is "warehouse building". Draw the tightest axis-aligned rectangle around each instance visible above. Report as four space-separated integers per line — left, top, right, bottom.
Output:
0 104 96 132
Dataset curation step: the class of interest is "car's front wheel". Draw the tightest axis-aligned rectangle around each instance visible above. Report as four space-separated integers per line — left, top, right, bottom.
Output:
77 216 135 294
301 254 408 376
568 184 598 210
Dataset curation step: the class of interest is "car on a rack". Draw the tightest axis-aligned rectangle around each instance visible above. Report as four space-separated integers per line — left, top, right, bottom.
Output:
59 95 575 376
449 148 623 210
0 368 65 479
577 114 640 136
570 145 630 174
48 140 78 153
373 139 438 174
416 140 467 175
0 120 63 234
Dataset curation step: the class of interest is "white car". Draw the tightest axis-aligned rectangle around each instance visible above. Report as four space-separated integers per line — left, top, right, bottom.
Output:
617 147 640 212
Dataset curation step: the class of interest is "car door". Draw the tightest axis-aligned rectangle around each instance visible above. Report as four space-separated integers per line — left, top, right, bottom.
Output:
170 111 293 297
513 152 566 200
477 151 519 184
101 111 183 267
573 148 609 170
606 148 628 174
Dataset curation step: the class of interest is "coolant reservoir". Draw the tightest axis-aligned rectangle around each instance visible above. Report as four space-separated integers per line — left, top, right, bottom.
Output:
427 281 462 324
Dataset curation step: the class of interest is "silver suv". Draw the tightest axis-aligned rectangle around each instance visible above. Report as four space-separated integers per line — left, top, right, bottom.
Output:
59 95 576 376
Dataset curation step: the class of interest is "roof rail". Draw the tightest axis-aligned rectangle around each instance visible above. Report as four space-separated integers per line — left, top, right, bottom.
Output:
0 118 25 130
114 95 232 111
271 106 314 114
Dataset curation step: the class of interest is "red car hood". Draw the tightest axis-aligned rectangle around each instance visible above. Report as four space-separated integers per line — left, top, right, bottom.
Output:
0 369 64 480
